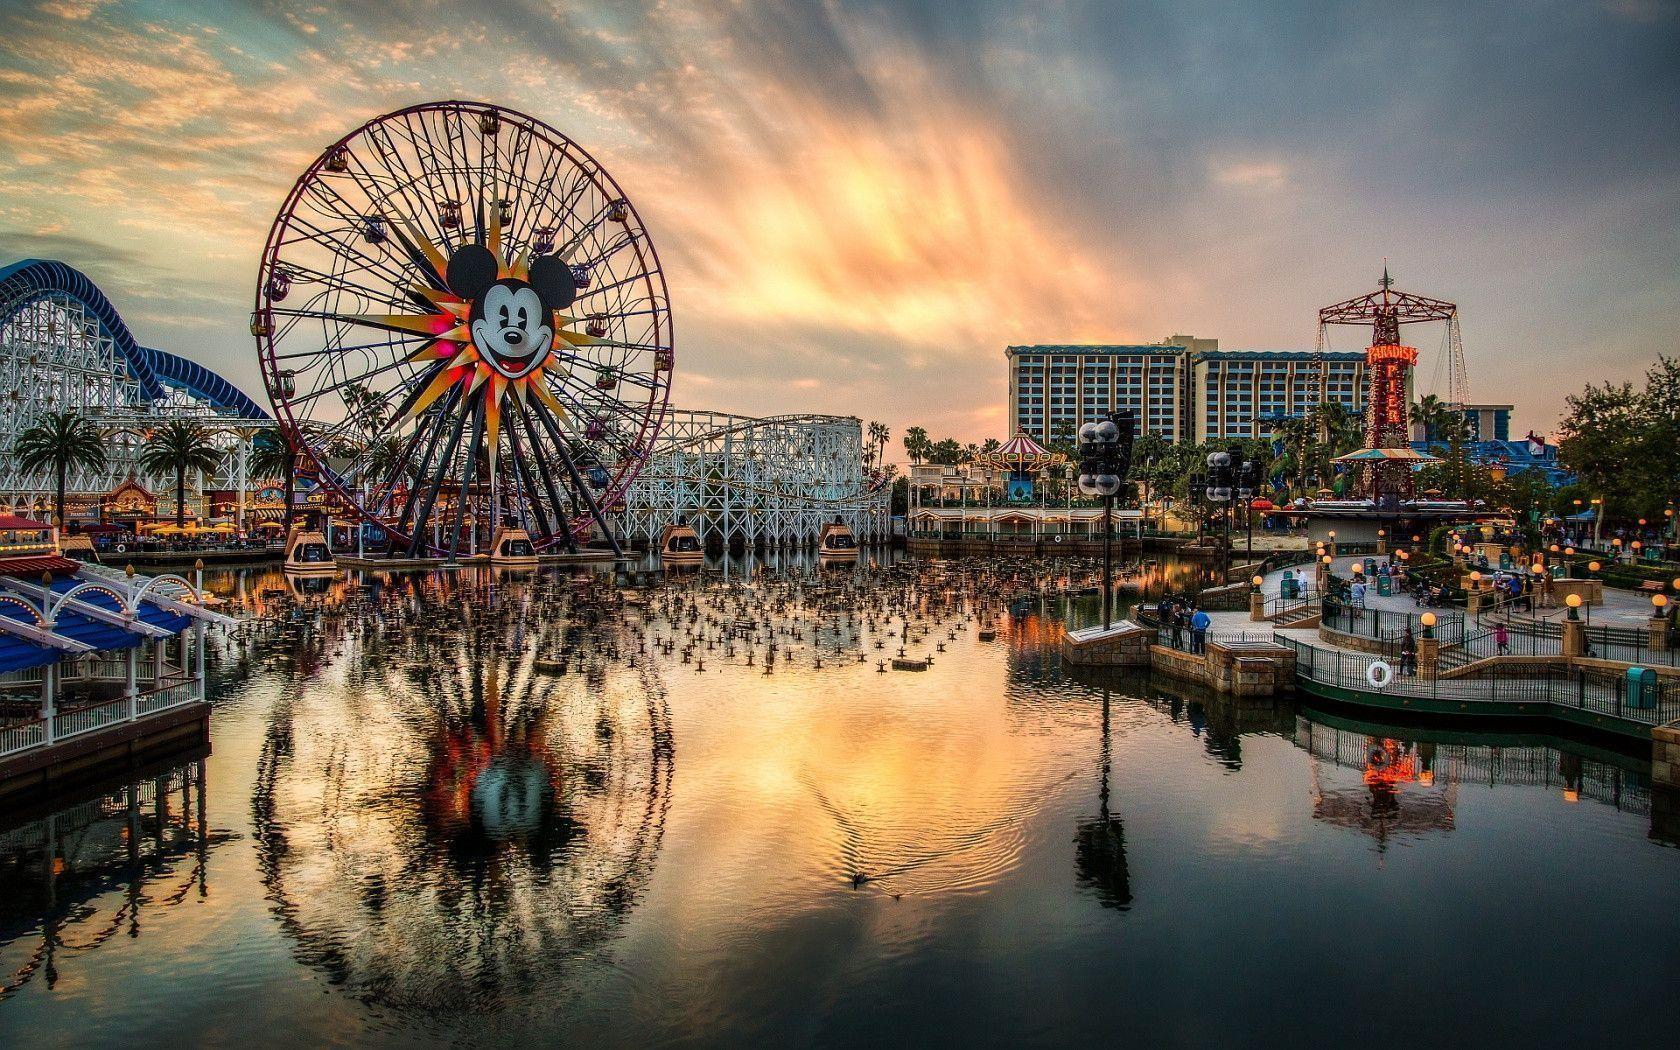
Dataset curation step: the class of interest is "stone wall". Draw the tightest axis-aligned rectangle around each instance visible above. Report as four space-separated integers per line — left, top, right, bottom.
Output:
1654 721 1680 790
1061 622 1153 667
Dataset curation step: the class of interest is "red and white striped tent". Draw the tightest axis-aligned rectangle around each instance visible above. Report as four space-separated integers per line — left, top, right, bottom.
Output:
975 433 1065 469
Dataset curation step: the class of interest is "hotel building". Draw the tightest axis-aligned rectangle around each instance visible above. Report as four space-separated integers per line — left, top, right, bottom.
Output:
1006 336 1369 445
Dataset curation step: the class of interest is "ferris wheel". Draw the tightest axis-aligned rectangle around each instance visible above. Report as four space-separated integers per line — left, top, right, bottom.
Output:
253 100 671 556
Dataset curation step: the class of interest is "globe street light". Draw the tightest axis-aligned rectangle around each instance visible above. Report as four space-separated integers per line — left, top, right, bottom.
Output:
1078 411 1135 631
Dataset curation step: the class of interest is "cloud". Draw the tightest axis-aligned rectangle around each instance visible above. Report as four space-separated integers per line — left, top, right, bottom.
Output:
0 0 1675 448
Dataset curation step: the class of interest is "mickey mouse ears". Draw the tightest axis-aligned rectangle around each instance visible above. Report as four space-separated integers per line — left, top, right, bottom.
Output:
445 244 577 311
446 244 500 301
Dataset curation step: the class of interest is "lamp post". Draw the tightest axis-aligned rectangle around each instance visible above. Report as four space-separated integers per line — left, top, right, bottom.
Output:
1204 449 1234 565
1078 411 1136 631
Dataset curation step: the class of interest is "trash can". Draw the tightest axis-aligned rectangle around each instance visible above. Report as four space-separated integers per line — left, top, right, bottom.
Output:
1499 552 1512 570
1627 667 1658 710
1377 576 1393 598
1281 575 1298 600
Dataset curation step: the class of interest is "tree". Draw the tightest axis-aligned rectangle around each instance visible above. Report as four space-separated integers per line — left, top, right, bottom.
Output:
927 438 963 465
1268 415 1315 497
248 428 298 531
980 437 1001 455
140 420 224 527
14 410 107 529
1557 356 1680 524
902 426 930 465
867 421 890 470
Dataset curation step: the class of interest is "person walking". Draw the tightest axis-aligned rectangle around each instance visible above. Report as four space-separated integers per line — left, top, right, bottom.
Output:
1400 626 1418 677
1190 607 1211 655
1494 622 1511 655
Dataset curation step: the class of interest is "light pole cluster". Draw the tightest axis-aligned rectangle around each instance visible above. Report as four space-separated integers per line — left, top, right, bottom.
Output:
1078 411 1136 631
1201 446 1262 559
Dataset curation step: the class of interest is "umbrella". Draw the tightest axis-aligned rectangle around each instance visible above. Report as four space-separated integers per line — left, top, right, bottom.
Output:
1249 498 1276 511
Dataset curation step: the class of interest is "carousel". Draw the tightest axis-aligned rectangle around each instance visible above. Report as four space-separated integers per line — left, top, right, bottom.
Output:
976 433 1067 501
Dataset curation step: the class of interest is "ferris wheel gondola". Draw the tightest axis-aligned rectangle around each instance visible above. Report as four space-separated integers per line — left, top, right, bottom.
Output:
253 100 671 557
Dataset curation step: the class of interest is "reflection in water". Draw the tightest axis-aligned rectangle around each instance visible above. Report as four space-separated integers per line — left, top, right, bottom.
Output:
1296 716 1657 849
5 554 1677 1046
247 571 673 1012
0 755 223 1001
1074 689 1131 909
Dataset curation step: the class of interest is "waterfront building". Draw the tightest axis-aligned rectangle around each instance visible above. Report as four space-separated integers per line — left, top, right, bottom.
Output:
0 515 231 794
1006 337 1368 447
1192 350 1368 442
1005 343 1192 444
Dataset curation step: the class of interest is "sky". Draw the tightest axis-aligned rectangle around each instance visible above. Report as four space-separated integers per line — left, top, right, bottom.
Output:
0 0 1676 456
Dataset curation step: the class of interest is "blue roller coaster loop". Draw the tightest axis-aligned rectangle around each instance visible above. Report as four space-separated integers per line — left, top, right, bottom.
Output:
0 258 267 420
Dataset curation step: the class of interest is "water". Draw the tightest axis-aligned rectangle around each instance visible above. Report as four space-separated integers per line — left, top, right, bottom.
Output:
2 555 1677 1048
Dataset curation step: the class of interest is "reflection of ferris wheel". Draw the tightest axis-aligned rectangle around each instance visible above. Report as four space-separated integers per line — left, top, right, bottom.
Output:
253 100 672 556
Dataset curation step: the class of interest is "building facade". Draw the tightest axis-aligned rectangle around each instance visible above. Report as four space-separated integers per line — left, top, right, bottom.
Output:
1192 350 1368 442
1006 337 1369 446
1006 343 1192 445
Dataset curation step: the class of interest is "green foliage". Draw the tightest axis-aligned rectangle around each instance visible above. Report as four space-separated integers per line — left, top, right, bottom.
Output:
140 419 224 526
14 409 107 527
1557 355 1680 523
902 426 930 465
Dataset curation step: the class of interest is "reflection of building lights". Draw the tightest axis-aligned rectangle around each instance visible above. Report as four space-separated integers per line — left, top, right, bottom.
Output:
1563 789 1580 802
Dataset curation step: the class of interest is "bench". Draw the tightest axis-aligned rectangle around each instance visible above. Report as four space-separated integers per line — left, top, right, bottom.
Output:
1637 580 1665 593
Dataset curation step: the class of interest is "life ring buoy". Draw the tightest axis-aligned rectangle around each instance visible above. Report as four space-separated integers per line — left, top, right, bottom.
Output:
1368 747 1388 767
1366 660 1394 688
115 543 127 553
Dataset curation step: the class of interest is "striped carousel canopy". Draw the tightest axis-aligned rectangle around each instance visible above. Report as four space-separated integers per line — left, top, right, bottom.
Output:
976 433 1066 468
1333 447 1440 463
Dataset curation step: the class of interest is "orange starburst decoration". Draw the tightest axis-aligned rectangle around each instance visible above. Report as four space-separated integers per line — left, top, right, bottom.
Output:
345 210 603 469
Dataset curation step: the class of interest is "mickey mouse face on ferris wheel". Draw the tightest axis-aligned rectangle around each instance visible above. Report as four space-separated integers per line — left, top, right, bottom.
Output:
446 243 577 380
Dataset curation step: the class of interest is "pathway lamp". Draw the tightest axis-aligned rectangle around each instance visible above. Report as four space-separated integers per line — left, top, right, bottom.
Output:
1420 611 1437 639
1566 593 1583 621
1078 410 1135 631
1251 574 1264 593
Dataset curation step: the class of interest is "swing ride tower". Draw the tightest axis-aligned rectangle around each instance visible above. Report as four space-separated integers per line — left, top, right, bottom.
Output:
1317 269 1461 501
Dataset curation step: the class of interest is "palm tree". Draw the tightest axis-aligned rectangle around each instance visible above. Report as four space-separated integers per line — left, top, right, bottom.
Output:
139 420 224 527
14 410 107 529
867 421 890 470
1269 415 1314 497
903 426 930 465
1411 394 1453 443
248 428 297 530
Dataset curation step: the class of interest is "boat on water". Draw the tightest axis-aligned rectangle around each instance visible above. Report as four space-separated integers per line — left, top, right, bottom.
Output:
282 520 337 576
817 519 859 560
489 525 538 568
659 521 703 565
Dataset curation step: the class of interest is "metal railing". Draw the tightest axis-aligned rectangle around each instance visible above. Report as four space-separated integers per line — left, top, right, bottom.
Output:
1320 599 1464 645
1445 626 1558 667
1152 628 1273 654
1281 636 1680 728
1264 593 1320 622
137 677 198 717
1488 611 1680 668
0 677 201 761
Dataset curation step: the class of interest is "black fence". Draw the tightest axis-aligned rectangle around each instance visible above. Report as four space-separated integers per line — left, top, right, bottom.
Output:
1281 636 1680 729
1320 599 1465 646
